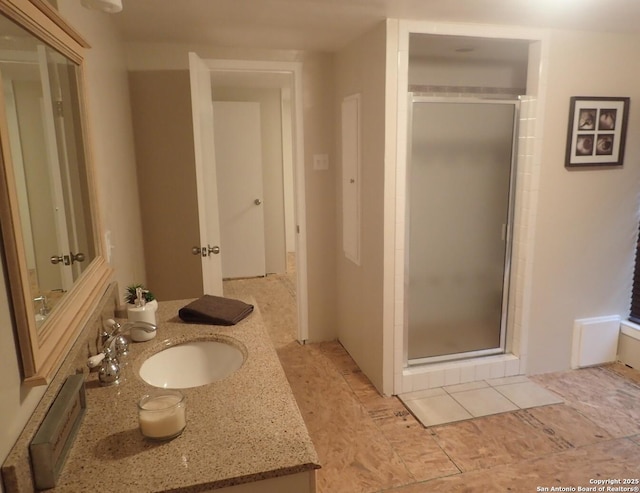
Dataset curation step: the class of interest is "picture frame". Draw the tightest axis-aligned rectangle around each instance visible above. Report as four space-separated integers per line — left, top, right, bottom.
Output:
565 96 630 168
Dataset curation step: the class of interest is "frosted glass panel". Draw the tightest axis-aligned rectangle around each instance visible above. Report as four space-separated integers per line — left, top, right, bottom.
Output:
407 101 515 361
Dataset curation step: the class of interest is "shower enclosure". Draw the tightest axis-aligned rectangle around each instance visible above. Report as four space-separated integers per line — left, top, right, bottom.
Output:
405 96 518 364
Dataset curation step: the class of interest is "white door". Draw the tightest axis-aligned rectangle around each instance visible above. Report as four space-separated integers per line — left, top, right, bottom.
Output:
38 46 74 291
188 52 223 295
213 101 266 279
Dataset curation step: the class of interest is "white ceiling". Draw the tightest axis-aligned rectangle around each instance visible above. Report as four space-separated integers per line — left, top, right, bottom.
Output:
110 0 640 53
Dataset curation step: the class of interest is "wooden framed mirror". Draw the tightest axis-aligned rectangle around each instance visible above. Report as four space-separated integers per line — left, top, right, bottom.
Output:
0 0 112 385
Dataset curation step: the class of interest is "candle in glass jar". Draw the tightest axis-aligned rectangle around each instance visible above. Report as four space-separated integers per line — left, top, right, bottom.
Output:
138 390 186 440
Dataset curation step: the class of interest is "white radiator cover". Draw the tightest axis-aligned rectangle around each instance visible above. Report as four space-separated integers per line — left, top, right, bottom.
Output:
571 315 620 369
618 321 640 369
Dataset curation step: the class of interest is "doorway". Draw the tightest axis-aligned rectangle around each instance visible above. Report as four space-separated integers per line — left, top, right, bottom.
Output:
205 59 309 341
130 58 307 342
212 101 266 279
405 96 518 364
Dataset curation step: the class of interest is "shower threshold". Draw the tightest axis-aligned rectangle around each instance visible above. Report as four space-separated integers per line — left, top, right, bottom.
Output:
408 347 505 366
401 353 522 392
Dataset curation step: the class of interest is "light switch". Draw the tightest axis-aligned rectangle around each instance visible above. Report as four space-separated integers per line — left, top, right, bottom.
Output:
313 154 329 171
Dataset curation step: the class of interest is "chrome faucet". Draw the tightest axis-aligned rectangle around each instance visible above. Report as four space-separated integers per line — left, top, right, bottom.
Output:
33 295 50 316
90 319 157 386
100 319 157 357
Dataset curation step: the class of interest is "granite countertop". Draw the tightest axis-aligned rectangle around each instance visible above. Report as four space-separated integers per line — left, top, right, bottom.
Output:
47 299 319 492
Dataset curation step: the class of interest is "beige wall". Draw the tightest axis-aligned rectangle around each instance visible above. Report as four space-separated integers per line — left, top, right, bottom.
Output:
128 70 203 301
526 29 640 373
301 52 338 341
0 0 146 477
335 22 388 391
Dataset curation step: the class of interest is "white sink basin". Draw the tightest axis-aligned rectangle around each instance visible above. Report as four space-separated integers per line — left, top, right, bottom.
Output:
139 340 244 389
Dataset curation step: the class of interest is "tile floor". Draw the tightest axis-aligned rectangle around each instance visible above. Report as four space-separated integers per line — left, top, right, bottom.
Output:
399 376 564 427
224 271 640 493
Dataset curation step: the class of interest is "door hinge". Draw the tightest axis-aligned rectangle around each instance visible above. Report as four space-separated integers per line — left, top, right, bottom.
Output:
296 225 300 234
54 100 63 117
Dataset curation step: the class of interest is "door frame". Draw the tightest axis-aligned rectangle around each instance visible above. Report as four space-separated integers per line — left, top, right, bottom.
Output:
387 20 549 395
204 59 309 342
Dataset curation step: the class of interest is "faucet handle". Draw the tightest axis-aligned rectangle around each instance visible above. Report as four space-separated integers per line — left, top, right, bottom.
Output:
103 318 119 333
101 319 129 357
87 352 106 369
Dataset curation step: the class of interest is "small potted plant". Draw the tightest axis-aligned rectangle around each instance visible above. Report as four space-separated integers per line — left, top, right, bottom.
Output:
125 284 158 337
125 283 156 306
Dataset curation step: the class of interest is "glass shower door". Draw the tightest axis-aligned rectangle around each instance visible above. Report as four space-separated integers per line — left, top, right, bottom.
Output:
406 97 517 363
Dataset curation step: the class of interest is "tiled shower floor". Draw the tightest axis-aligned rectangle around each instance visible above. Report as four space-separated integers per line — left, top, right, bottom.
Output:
224 270 640 492
399 376 564 427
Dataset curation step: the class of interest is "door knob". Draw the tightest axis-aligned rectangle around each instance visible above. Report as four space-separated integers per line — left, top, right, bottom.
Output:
192 245 219 257
51 252 85 265
50 255 65 265
254 198 262 205
50 254 71 265
70 252 85 263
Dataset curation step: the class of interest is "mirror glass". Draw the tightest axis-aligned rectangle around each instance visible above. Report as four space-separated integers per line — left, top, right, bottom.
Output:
0 14 95 331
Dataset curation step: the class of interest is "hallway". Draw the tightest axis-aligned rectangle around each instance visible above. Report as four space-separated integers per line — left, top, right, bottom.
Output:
223 273 640 492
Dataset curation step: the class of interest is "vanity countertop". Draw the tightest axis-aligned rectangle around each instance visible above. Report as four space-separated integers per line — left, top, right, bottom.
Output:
37 299 319 492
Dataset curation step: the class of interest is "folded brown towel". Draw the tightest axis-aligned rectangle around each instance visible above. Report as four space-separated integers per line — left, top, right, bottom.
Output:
178 295 254 326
